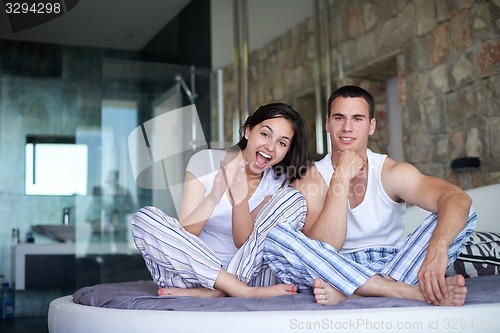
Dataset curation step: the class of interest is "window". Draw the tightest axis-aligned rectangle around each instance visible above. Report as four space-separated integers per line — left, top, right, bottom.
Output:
25 136 88 196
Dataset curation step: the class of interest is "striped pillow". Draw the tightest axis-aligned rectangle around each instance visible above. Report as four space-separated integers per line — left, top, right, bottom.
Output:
450 231 500 278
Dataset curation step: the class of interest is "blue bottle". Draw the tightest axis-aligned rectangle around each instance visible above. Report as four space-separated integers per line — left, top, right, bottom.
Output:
0 282 15 320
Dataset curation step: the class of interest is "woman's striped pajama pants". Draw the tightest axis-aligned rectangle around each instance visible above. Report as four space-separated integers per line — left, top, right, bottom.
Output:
131 187 306 289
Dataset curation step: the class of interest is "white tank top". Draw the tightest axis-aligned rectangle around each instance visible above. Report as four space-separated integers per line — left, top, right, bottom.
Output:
314 149 406 252
186 149 286 266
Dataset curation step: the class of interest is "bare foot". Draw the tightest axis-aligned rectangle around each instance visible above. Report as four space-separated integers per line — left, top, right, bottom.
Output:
439 275 467 306
157 287 225 298
254 283 297 298
238 283 297 298
213 269 297 298
410 275 467 306
355 274 467 306
313 278 348 305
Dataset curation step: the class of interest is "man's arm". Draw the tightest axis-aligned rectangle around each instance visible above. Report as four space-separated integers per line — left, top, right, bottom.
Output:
293 150 364 249
382 159 472 305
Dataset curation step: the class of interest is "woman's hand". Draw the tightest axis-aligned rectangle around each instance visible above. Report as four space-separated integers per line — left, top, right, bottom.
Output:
229 160 249 207
221 160 249 207
207 168 227 205
250 195 272 220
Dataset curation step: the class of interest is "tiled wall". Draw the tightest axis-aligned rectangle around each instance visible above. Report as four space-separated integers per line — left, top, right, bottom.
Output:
0 41 210 316
0 42 103 316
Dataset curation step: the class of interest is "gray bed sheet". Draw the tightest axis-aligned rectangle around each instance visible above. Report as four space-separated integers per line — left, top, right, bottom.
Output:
73 275 500 312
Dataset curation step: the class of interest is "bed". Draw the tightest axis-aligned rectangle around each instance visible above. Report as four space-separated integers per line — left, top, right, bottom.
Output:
48 184 500 333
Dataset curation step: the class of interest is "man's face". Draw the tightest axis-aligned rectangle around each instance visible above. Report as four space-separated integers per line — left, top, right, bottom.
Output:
326 96 376 154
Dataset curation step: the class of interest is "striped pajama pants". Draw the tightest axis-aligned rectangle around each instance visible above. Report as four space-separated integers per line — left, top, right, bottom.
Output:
263 208 477 296
131 186 307 289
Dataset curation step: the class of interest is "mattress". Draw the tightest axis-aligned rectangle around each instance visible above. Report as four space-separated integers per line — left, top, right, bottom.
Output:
72 275 500 311
48 275 500 333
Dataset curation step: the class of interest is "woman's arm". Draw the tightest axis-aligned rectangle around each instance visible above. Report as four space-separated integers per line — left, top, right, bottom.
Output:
231 201 253 248
222 160 255 248
181 170 226 236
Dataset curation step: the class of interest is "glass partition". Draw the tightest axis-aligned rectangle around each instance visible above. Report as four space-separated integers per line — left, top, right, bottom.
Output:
74 60 211 288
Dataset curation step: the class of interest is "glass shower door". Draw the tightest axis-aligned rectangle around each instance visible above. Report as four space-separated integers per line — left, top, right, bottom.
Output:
73 59 211 289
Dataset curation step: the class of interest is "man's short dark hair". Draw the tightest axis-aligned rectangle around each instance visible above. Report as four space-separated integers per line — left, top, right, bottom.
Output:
327 85 375 119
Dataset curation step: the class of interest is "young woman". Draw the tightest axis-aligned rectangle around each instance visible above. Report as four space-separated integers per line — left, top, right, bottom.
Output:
132 102 309 298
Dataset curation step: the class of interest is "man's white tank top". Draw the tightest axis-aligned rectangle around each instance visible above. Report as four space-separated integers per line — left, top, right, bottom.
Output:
314 149 406 253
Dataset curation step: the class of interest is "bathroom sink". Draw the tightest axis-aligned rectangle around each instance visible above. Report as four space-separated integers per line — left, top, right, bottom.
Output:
32 224 75 242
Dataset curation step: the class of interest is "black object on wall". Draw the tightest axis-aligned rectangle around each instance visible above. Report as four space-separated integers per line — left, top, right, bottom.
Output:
450 157 481 171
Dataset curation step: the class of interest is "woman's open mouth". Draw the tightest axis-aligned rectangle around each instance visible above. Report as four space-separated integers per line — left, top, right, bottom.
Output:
255 151 271 168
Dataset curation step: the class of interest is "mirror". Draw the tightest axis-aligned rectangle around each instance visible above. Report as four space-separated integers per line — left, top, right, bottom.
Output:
25 135 88 196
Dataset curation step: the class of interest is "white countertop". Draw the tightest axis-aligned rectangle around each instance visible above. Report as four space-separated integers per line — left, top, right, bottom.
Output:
15 242 138 255
16 242 75 255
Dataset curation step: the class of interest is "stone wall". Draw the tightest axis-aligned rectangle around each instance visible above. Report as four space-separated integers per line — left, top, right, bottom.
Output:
222 0 500 189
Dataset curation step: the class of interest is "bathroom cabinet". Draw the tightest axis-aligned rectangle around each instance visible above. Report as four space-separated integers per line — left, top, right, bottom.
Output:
15 243 75 290
15 243 150 291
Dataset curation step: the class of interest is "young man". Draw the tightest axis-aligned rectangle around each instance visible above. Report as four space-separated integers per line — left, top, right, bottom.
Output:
263 85 477 306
